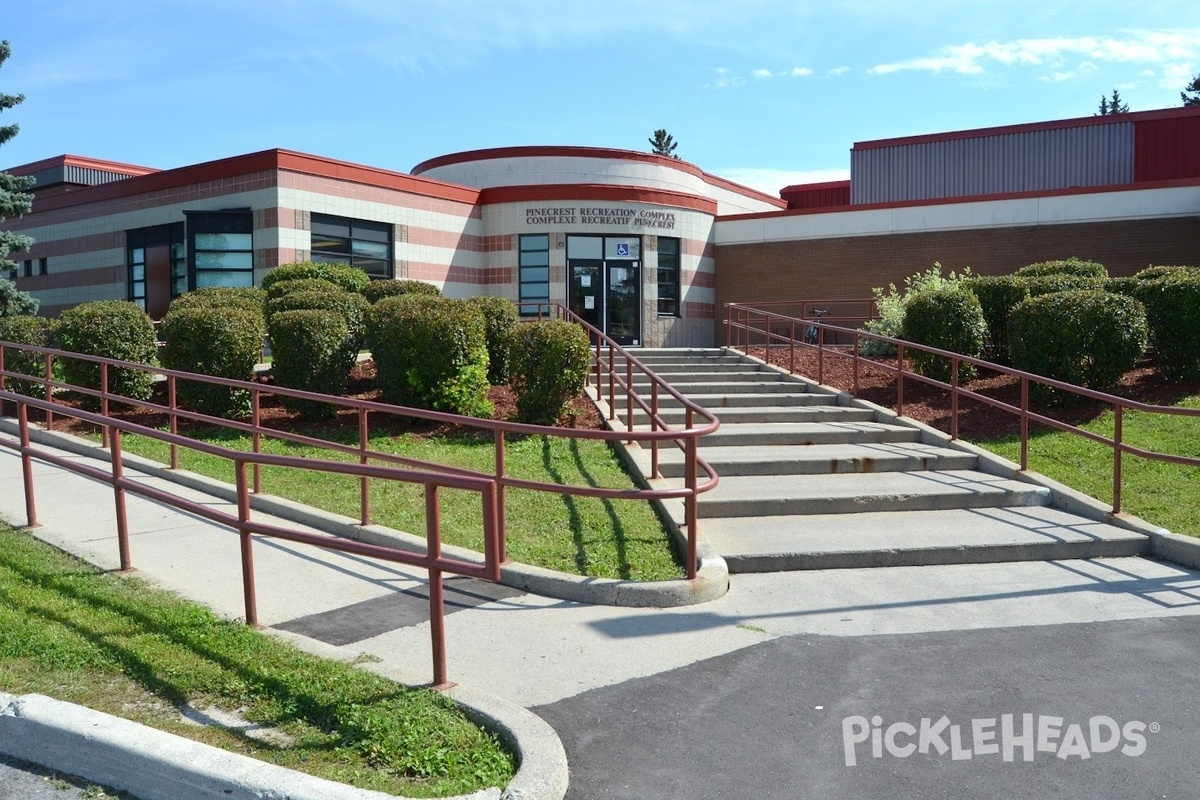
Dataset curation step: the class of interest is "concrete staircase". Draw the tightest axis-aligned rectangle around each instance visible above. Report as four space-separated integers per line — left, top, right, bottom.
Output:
620 349 1150 572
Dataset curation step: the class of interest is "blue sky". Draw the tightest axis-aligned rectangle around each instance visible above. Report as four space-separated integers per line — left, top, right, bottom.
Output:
3 1 1199 194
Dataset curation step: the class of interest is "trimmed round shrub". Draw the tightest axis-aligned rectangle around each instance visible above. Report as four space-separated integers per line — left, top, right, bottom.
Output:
1104 277 1142 297
53 301 158 403
1021 274 1107 298
900 287 986 382
265 289 368 346
366 296 492 417
268 309 354 418
507 320 591 425
260 261 370 296
1015 258 1108 279
964 275 1029 363
1134 265 1199 282
464 296 518 384
167 286 266 316
264 277 343 302
1009 290 1148 404
160 306 265 418
362 279 442 304
0 315 49 398
1135 273 1200 381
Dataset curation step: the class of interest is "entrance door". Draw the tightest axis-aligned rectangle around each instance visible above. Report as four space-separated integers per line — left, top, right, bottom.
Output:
569 261 602 332
605 261 640 346
566 235 642 346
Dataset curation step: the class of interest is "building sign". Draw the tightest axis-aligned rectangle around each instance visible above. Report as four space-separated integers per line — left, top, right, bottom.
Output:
525 206 676 230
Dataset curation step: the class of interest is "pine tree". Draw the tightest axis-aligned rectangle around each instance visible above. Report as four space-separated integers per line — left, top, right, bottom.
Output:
1096 88 1129 116
648 129 680 160
0 40 35 282
1183 73 1200 107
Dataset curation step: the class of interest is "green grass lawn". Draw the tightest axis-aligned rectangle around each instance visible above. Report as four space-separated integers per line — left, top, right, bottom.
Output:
972 393 1200 538
0 522 515 797
113 427 684 581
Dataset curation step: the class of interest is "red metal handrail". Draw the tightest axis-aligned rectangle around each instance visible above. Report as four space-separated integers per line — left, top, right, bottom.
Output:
724 302 1200 517
1 308 719 578
0 389 499 690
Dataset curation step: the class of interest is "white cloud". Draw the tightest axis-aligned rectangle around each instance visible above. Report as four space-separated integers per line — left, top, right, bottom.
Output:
753 68 774 78
828 66 851 76
715 167 851 195
870 29 1200 81
791 67 814 77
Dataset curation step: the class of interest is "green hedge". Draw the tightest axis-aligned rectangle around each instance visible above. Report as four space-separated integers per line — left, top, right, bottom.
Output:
1135 273 1200 381
260 261 370 296
264 289 368 345
161 306 265 418
264 277 343 303
1021 274 1107 298
0 315 49 398
964 275 1029 363
167 287 266 316
900 287 986 382
268 309 354 418
464 296 518 384
1133 265 1199 282
53 301 158 403
361 279 442 304
366 296 492 417
1104 277 1142 297
1009 290 1147 404
507 320 591 425
1015 258 1108 279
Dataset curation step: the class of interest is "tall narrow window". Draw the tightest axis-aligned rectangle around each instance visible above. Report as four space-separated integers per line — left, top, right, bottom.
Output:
187 211 253 289
22 260 32 278
519 234 550 315
37 258 47 276
310 214 392 278
657 237 680 317
128 223 185 318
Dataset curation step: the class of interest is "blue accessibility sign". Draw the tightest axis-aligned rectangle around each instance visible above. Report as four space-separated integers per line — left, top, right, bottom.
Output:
616 243 629 256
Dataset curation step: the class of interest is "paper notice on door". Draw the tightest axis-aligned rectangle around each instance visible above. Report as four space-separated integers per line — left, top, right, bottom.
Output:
580 275 591 288
584 295 595 309
611 267 627 282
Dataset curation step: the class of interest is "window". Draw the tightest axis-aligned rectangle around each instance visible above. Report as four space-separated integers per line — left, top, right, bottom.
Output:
127 223 185 313
310 214 392 278
186 211 253 289
519 234 550 315
22 260 32 278
37 258 47 276
657 237 680 316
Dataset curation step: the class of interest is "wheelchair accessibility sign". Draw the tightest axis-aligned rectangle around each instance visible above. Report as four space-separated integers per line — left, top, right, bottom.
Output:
616 243 629 256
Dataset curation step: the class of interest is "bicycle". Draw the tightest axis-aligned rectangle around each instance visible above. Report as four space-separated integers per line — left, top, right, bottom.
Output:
804 308 829 345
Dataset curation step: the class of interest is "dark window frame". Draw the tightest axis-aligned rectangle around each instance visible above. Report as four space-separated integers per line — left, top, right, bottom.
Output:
518 234 551 315
185 210 254 291
37 257 47 276
656 237 681 317
309 213 394 279
22 259 32 278
127 223 186 311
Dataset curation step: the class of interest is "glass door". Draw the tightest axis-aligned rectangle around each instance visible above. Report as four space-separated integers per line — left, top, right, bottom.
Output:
605 261 640 346
567 235 643 347
569 260 602 332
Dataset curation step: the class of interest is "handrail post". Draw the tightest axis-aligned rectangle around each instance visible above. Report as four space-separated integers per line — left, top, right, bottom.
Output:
789 318 795 374
0 344 5 417
168 375 179 470
235 459 258 627
607 346 616 420
950 358 959 441
494 429 508 563
1113 403 1124 514
1020 377 1030 471
625 357 634 441
852 332 860 395
43 351 54 431
896 344 905 418
18 401 37 528
111 426 132 572
251 387 262 494
650 382 660 479
817 326 824 385
100 362 110 449
426 484 452 689
684 407 698 581
359 408 370 526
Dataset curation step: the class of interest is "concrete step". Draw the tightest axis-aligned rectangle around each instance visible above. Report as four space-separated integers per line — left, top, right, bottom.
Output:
693 470 1051 517
639 362 776 375
699 506 1151 571
632 371 801 386
655 441 978 478
681 421 923 448
611 392 836 410
629 405 875 426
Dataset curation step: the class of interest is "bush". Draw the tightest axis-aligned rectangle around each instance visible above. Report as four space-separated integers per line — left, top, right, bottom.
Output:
260 261 370 296
861 264 972 356
53 301 158 403
1021 274 1107 298
0 277 39 317
263 277 342 303
1015 258 1108 279
0 315 49 397
1135 273 1200 381
167 286 266 316
1133 265 1199 282
361 279 442 304
367 296 492 417
900 287 986 382
964 275 1029 363
265 289 369 346
507 320 591 425
1104 277 1142 297
268 310 354 418
464 296 518 384
161 306 265 418
1009 290 1147 404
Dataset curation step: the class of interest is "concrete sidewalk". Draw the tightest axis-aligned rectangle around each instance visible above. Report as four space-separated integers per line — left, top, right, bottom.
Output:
3 427 1200 797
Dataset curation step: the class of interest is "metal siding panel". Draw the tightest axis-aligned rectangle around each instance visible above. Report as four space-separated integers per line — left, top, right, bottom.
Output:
1135 117 1200 181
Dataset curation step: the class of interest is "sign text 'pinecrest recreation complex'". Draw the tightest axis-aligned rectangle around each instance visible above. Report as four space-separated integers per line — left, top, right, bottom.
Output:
525 207 676 229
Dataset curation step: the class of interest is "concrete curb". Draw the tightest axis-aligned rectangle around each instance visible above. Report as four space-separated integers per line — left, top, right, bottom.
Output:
0 691 508 800
0 418 728 608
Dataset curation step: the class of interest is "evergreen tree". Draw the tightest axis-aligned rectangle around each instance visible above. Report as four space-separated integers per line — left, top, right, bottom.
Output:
0 40 35 281
1096 88 1129 116
1183 73 1200 107
648 129 680 160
